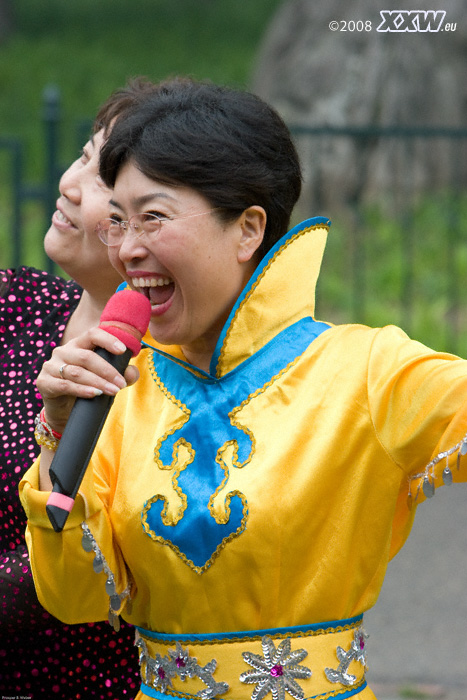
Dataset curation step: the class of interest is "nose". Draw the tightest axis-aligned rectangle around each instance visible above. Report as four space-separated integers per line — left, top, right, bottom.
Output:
58 160 81 204
117 227 149 263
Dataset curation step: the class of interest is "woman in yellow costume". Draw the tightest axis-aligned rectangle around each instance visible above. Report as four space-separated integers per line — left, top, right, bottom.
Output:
20 78 467 700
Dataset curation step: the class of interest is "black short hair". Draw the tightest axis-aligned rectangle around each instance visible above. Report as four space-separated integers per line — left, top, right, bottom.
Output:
99 77 302 257
92 76 160 137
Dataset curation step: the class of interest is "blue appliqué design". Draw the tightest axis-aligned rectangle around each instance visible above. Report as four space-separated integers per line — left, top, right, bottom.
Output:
142 317 329 574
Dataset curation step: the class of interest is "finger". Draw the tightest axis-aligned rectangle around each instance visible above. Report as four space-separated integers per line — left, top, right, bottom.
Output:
86 327 130 356
124 365 140 387
50 328 128 378
55 361 127 396
38 352 125 401
61 329 130 385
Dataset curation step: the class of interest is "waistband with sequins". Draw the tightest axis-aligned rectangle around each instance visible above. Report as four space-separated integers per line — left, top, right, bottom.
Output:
135 614 368 700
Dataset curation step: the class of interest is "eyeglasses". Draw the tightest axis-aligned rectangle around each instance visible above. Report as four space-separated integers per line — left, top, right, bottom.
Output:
96 209 217 247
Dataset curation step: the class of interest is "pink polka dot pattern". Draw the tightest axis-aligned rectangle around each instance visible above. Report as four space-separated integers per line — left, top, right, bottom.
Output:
0 268 140 697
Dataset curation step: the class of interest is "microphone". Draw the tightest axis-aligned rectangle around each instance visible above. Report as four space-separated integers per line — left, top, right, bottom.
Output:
46 290 151 532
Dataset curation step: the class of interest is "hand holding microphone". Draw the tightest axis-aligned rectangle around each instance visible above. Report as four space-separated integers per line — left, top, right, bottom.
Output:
40 290 151 532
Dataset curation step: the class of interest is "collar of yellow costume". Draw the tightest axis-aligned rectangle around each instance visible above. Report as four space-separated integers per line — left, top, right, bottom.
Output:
133 216 332 378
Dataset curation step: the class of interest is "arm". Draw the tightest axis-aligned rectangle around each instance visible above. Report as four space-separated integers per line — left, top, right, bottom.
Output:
36 324 139 488
20 326 139 624
367 326 467 483
366 326 467 558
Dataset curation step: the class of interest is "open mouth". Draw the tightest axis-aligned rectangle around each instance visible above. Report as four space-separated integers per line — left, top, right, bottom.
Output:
53 209 75 229
132 276 175 307
56 210 72 224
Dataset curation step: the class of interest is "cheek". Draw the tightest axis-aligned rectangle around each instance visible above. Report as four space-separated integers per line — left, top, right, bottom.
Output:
84 187 112 229
107 247 124 271
92 243 112 267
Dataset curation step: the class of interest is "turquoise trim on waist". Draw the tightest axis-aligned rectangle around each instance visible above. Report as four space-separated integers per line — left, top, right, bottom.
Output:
135 613 364 643
140 682 367 700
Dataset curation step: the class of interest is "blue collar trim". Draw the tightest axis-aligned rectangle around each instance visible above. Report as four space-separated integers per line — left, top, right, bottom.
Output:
209 216 331 375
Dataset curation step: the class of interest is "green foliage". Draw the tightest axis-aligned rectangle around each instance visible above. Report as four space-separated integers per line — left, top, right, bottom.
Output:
0 0 282 175
316 192 467 355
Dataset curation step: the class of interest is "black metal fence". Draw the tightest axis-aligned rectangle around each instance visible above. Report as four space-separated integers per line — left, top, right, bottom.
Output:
290 124 467 355
1 88 467 354
0 86 91 274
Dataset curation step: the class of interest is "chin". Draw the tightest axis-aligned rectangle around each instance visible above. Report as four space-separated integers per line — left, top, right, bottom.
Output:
44 228 67 262
147 321 182 348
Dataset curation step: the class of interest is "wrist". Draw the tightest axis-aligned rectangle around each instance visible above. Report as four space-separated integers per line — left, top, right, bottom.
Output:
34 409 63 452
40 408 63 438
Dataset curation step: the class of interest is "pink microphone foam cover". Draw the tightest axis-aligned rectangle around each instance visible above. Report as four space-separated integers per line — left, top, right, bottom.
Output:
99 290 152 356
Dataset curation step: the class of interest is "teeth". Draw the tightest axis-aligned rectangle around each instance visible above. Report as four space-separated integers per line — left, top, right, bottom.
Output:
133 277 171 287
56 210 71 224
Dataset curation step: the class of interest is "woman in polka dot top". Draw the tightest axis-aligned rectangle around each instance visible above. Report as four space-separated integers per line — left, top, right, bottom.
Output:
0 79 159 698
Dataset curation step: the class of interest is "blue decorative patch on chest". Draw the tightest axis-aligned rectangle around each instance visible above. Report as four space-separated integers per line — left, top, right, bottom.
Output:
142 317 329 573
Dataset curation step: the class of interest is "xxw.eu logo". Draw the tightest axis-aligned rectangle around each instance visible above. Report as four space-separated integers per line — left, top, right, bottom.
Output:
377 10 455 32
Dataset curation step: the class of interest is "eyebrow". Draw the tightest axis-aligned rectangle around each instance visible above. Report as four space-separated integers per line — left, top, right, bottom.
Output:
84 135 95 150
109 192 176 210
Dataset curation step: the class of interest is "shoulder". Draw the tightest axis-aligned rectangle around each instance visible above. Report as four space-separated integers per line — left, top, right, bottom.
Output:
313 322 410 358
328 323 467 394
310 322 462 382
0 267 81 340
319 321 436 355
1 266 81 308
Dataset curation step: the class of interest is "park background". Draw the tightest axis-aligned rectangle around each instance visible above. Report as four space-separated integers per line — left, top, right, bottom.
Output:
0 1 466 698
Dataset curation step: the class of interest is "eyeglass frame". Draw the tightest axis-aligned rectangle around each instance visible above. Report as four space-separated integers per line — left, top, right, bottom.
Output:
96 209 219 247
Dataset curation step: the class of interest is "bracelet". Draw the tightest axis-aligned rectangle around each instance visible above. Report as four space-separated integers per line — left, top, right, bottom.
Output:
34 409 63 452
39 408 62 439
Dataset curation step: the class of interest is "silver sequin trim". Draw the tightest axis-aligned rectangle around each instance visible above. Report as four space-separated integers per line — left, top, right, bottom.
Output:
408 434 467 506
136 636 229 699
325 627 368 687
239 636 312 700
80 521 132 631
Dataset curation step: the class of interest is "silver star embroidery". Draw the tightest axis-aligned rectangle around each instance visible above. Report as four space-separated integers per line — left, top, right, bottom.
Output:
146 652 176 692
196 658 229 699
325 627 368 686
136 638 175 692
240 636 312 700
135 636 229 699
166 641 199 680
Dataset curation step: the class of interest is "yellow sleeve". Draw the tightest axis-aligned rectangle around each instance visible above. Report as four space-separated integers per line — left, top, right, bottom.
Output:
367 326 467 480
366 325 467 557
19 451 131 626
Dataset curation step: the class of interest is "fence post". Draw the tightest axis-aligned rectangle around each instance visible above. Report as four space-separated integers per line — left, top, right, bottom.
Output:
42 84 61 273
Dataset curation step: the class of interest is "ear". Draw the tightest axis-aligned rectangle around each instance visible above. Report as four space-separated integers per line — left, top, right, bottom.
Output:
237 206 267 263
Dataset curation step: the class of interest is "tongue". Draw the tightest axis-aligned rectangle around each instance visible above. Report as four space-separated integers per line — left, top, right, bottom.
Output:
148 284 174 306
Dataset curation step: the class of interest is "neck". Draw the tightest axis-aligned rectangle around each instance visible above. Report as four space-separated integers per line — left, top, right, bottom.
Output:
61 289 111 344
181 333 220 374
181 348 212 374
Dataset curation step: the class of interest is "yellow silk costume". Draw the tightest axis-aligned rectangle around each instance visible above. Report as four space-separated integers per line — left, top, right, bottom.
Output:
20 217 467 700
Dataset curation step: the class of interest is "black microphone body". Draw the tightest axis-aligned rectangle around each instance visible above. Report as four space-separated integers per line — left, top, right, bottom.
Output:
46 347 132 532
